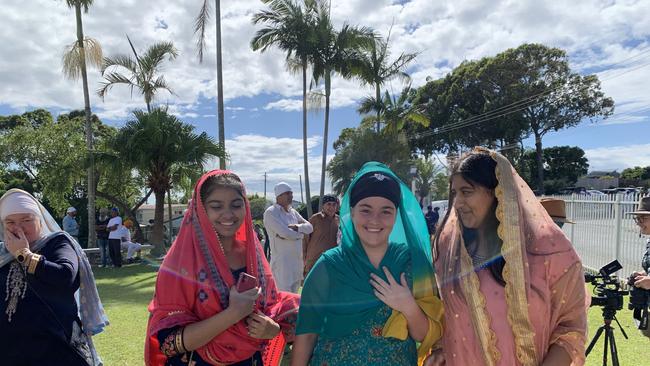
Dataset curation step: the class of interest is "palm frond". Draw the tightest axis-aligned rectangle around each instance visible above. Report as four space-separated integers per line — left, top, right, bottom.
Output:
140 41 178 73
101 54 137 74
150 76 175 97
97 72 135 100
62 37 103 80
194 0 211 62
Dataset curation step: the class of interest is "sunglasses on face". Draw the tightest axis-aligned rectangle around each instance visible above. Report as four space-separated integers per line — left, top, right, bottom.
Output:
633 215 649 224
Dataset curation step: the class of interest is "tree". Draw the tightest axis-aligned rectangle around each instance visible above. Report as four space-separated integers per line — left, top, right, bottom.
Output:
248 194 271 220
194 0 226 169
0 110 151 243
352 33 417 132
621 166 650 180
413 157 442 206
251 0 318 217
98 36 178 112
110 108 224 255
310 0 374 210
519 146 589 194
410 58 530 156
431 172 449 201
327 127 413 195
0 109 54 132
62 0 103 248
489 44 614 194
359 85 429 134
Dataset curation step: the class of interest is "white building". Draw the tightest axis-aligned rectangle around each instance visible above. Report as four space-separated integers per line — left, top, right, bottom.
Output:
136 203 188 225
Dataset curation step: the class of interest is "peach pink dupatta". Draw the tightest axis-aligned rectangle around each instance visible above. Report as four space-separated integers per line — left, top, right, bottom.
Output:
434 148 587 366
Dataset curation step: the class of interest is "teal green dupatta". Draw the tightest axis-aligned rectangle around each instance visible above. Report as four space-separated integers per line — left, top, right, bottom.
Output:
297 162 437 338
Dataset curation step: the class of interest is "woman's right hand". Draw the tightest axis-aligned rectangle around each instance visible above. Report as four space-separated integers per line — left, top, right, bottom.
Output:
423 348 445 366
227 286 261 321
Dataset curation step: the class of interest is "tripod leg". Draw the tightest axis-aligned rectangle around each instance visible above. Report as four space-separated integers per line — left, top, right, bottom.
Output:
608 328 619 366
603 326 609 366
586 325 605 356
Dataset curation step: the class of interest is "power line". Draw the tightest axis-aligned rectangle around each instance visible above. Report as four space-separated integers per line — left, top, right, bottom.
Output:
411 47 650 140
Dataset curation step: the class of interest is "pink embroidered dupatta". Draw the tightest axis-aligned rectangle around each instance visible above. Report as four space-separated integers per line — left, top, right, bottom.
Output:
433 148 587 366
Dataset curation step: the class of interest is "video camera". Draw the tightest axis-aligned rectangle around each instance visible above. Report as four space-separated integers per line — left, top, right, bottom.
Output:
585 260 628 313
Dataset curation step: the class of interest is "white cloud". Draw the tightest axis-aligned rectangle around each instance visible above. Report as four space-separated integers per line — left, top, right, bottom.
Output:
585 144 650 171
264 99 302 112
207 134 334 197
1 0 650 123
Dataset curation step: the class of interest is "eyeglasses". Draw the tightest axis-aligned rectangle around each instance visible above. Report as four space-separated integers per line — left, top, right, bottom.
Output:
633 216 649 224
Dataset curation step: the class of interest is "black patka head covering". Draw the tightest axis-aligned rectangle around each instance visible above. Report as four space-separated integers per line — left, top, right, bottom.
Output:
350 171 401 208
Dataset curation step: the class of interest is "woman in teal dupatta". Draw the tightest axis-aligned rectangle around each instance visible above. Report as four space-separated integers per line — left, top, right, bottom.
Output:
291 162 444 366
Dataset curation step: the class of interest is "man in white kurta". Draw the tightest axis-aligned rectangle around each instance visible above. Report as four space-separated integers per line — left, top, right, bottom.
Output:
263 182 313 293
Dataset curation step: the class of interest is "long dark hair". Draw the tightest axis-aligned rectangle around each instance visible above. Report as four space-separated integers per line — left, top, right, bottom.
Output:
435 149 506 286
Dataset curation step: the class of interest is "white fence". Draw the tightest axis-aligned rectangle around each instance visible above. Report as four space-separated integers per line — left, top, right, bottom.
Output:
550 193 648 279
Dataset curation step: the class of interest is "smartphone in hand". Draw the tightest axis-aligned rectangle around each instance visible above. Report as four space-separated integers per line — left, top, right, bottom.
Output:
236 272 258 292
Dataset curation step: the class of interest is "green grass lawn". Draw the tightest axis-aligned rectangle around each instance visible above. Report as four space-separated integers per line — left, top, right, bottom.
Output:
92 264 648 365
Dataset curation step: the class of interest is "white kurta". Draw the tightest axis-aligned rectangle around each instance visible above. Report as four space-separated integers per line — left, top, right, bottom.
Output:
263 204 313 293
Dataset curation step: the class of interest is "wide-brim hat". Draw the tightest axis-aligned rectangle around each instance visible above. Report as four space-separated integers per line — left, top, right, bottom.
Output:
540 198 575 224
627 196 650 216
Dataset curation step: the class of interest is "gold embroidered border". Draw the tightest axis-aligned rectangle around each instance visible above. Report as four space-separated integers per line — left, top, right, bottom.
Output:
490 150 538 366
458 228 500 366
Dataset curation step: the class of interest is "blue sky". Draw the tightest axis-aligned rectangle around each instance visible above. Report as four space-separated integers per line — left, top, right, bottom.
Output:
1 0 649 197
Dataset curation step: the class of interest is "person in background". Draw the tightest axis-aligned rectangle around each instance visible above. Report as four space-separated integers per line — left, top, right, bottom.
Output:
0 189 108 365
118 219 143 264
303 194 339 277
627 196 650 338
96 208 111 268
263 182 313 293
107 208 123 268
424 206 440 237
539 198 575 229
63 206 80 242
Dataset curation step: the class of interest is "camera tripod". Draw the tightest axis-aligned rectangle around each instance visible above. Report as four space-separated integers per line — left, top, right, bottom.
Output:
586 308 628 366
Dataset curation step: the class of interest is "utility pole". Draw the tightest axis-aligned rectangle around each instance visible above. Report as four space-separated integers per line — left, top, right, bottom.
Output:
263 172 267 200
299 175 304 204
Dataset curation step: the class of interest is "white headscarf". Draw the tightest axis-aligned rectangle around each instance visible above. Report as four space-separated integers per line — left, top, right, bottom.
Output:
0 189 108 365
0 189 59 240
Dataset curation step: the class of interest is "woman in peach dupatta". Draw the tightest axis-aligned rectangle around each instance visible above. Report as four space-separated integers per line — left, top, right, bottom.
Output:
427 148 587 366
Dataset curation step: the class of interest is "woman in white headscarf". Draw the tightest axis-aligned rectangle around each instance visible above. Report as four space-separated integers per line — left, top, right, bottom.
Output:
0 189 108 365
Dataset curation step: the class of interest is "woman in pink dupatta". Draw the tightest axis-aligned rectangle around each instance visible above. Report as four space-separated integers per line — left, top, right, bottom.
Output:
427 148 587 366
145 171 299 365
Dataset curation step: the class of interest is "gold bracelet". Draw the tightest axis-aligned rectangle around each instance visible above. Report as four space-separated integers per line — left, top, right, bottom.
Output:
175 328 187 354
27 254 41 274
14 248 32 264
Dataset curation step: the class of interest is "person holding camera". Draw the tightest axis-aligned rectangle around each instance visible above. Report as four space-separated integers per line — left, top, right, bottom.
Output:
145 171 299 366
628 196 650 337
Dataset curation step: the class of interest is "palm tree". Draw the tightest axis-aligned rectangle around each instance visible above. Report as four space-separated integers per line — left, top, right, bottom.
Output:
310 0 374 209
98 36 178 112
251 0 318 217
194 0 226 169
353 33 417 132
62 0 102 248
358 85 429 134
111 108 225 255
413 157 442 206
